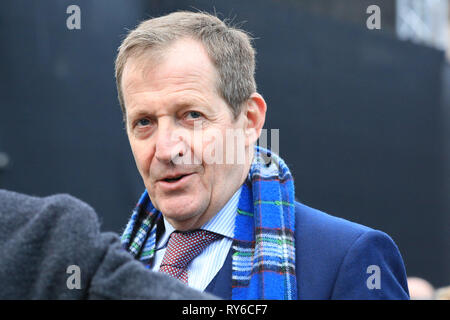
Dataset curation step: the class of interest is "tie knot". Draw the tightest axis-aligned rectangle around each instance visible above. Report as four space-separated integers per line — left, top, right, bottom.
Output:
159 229 222 283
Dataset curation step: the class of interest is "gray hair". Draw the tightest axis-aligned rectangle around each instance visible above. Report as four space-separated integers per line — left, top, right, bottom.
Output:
115 11 257 120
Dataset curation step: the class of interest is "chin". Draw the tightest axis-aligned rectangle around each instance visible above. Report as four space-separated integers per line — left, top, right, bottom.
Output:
157 195 207 223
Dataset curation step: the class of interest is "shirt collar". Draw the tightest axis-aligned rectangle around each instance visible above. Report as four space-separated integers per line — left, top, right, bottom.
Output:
157 186 242 249
201 186 241 238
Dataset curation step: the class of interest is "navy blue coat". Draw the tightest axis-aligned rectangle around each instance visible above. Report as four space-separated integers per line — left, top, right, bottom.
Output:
205 202 410 299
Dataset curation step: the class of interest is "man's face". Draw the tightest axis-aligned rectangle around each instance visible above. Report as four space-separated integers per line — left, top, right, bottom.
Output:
121 38 251 231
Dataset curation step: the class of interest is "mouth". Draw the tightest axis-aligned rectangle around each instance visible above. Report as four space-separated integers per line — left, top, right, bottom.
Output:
160 173 192 183
157 172 195 190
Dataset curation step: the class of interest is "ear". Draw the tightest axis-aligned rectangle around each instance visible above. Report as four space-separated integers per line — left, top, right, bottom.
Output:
243 92 267 147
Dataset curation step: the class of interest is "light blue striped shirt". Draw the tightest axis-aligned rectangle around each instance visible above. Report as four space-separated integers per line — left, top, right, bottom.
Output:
151 186 241 291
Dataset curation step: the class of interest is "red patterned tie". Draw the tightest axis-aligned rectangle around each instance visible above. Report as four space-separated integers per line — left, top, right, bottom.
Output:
158 230 222 284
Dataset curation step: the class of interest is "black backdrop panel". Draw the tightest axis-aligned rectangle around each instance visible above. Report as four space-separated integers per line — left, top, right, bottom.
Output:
0 0 150 232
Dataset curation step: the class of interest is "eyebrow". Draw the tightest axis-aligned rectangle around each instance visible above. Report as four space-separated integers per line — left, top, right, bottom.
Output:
127 99 208 120
127 109 152 121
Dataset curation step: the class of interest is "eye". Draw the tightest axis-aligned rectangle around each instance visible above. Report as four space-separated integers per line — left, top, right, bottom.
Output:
185 111 203 120
136 118 151 127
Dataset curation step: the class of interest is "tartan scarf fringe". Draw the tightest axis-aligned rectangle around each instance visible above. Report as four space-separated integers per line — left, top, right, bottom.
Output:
121 146 297 300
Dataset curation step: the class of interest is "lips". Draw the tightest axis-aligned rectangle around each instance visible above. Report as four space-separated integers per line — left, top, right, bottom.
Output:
157 172 195 191
159 172 193 183
164 176 184 183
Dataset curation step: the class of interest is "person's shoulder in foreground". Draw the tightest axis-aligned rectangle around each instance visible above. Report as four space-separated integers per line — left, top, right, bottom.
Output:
294 201 410 299
0 189 217 300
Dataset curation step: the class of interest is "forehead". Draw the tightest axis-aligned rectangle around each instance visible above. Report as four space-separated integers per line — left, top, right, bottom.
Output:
121 38 220 104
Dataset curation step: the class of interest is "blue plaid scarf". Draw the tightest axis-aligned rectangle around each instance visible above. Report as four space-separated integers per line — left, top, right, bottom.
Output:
121 146 297 300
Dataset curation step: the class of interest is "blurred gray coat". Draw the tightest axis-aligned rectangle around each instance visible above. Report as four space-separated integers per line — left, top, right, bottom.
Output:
0 189 215 300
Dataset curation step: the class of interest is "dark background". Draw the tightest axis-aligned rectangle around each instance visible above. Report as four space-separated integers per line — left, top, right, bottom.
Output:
0 0 449 288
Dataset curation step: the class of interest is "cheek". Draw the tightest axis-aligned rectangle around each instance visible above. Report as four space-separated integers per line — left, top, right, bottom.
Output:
130 140 153 176
197 127 228 163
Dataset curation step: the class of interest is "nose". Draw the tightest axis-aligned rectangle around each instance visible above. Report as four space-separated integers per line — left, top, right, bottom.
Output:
154 119 188 164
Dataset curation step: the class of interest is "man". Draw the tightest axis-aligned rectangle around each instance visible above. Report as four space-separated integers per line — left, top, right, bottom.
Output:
407 277 435 300
0 189 216 300
116 11 409 299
